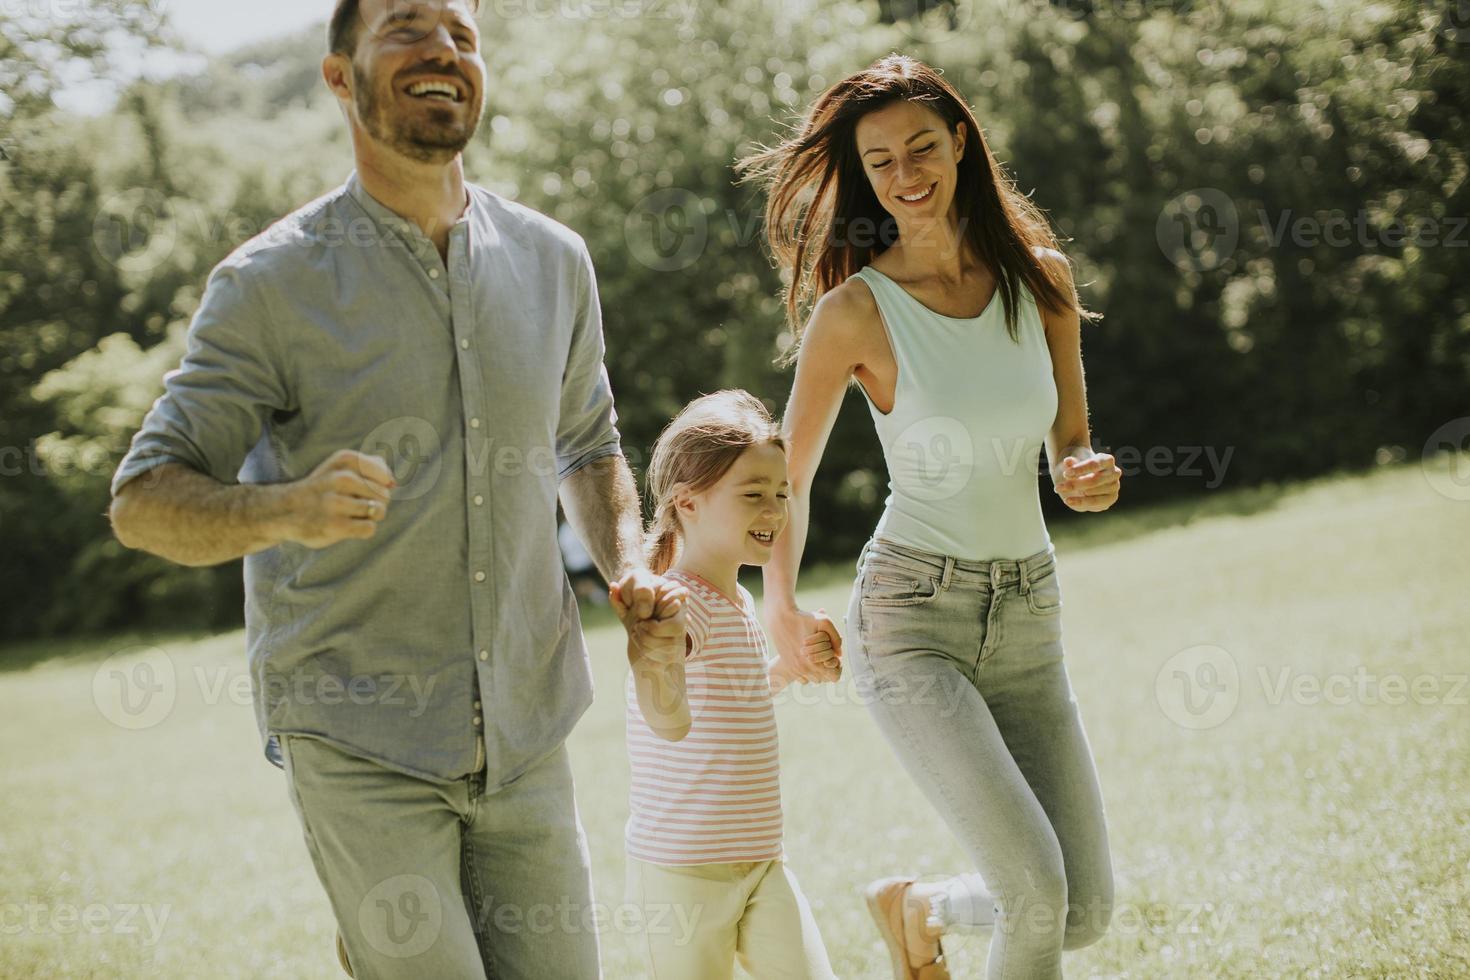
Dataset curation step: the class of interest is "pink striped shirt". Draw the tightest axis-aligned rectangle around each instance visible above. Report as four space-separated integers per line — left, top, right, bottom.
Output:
624 568 784 865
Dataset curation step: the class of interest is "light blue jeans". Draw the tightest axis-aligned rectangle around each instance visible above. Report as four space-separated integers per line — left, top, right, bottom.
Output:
846 535 1114 979
279 734 601 979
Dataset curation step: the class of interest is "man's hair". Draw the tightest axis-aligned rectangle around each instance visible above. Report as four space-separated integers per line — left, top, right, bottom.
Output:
328 0 482 57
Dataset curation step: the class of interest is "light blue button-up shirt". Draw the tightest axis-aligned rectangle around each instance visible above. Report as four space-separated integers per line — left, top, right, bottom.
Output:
111 172 623 787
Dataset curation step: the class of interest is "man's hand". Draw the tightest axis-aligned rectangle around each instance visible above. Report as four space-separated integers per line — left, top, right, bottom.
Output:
767 604 843 685
612 569 692 741
279 450 397 548
609 569 689 666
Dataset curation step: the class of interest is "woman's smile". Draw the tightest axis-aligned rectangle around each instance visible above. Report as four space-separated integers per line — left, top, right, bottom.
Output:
896 182 937 205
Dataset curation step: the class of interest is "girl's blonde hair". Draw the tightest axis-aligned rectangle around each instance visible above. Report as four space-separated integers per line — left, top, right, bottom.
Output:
645 390 785 575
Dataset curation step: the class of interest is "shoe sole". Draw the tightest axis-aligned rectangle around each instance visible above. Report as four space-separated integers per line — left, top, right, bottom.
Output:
865 876 917 980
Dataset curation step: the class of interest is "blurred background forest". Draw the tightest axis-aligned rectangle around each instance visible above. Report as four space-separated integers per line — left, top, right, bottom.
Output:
1 0 1466 643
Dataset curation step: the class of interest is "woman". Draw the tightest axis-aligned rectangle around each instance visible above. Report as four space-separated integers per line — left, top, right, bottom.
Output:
739 55 1122 979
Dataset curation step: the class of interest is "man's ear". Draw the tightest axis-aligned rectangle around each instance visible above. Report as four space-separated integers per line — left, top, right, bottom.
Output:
322 52 353 103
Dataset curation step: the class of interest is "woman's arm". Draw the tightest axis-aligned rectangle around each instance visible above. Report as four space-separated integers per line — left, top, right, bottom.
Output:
1037 250 1122 512
768 630 837 695
764 284 872 682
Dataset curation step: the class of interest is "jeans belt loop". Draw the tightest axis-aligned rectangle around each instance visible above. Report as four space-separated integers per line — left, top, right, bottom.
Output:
940 555 954 591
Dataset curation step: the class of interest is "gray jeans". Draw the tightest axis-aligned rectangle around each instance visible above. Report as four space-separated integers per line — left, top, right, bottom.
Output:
846 535 1114 979
279 733 601 979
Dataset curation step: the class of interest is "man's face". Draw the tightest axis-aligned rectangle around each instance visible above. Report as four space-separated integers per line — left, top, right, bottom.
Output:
345 0 486 164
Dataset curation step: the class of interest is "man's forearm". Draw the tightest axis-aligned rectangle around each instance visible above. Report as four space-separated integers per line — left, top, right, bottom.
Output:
110 462 291 567
558 453 646 582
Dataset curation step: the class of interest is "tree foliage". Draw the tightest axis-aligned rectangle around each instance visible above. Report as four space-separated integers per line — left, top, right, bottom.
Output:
2 0 1465 643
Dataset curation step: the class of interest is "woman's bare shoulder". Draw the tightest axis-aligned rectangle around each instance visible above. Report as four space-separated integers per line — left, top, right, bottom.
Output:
806 275 884 355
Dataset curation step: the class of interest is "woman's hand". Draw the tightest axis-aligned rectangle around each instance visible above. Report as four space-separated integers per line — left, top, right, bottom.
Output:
767 603 843 685
1052 450 1122 512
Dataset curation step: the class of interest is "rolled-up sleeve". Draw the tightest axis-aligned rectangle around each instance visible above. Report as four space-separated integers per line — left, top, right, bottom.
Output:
555 243 622 481
110 258 290 497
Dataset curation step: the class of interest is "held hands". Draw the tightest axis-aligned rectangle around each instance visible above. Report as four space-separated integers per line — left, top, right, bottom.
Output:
1053 450 1122 512
767 604 843 688
611 569 692 742
280 449 397 548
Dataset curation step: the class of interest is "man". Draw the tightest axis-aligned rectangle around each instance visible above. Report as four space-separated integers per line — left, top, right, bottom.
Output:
560 517 609 605
108 1 686 976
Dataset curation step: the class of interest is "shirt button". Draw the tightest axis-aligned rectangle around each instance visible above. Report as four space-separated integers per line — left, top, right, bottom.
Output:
469 417 481 429
429 268 441 279
459 338 470 349
478 649 488 661
472 716 482 727
473 700 482 710
473 571 486 583
472 494 484 506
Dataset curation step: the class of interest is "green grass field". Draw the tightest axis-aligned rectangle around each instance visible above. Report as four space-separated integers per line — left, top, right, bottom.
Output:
3 456 1467 978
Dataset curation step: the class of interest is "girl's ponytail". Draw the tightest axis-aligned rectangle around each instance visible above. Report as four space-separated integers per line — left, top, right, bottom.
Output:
646 503 681 576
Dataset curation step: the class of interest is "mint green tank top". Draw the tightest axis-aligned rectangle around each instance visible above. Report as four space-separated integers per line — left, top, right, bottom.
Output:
850 265 1059 561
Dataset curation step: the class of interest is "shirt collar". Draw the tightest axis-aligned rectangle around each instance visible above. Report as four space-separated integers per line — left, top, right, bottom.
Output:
344 170 473 245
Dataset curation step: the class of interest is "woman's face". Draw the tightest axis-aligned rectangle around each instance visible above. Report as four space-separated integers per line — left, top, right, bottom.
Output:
854 100 967 225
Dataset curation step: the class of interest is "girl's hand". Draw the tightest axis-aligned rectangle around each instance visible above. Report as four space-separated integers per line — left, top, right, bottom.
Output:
613 576 692 741
769 629 839 694
1052 450 1122 512
767 603 843 684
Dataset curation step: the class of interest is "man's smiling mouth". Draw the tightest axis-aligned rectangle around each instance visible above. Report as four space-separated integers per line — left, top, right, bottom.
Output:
404 80 465 102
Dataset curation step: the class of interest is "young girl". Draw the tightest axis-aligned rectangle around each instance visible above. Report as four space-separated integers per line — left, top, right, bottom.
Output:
616 389 838 980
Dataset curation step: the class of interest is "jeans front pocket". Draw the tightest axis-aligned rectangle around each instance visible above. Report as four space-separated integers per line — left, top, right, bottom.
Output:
1024 563 1063 616
861 561 942 608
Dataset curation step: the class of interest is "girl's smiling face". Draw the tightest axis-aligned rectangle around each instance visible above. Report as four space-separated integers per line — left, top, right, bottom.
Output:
674 441 790 568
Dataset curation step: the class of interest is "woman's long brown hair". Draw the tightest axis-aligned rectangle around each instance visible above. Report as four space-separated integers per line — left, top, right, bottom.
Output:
737 54 1091 362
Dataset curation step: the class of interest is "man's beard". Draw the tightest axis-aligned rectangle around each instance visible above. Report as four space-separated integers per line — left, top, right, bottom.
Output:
353 63 480 164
